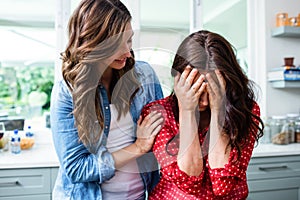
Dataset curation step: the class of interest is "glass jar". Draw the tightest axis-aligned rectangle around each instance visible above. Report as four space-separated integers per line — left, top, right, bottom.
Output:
295 120 300 143
261 117 271 144
286 113 299 143
289 17 300 26
276 13 289 27
270 115 288 145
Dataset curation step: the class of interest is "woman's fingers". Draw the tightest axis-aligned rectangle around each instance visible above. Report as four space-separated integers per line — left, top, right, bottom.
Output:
139 112 163 137
142 111 161 125
137 115 142 125
192 74 205 95
206 72 219 96
185 68 198 87
149 117 163 134
174 72 180 88
178 66 196 87
215 70 226 92
179 65 192 81
196 81 207 97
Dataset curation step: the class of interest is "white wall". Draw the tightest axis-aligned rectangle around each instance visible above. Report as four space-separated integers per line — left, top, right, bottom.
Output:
264 0 300 117
248 0 300 118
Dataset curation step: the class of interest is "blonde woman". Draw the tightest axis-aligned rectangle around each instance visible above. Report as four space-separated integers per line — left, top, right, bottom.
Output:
50 0 163 199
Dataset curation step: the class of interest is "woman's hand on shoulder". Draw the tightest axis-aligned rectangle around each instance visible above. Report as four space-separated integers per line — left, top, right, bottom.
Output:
134 111 163 154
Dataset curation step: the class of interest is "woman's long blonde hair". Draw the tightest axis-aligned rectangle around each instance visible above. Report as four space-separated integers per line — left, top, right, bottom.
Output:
61 0 140 152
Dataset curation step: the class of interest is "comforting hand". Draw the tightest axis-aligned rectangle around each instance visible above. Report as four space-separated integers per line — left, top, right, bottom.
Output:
206 69 226 113
135 111 163 154
174 66 206 111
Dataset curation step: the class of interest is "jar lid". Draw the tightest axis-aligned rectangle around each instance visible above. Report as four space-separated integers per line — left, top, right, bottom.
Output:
286 113 300 118
272 115 287 120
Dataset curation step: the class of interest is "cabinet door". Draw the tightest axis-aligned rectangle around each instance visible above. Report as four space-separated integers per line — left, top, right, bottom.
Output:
50 167 59 191
0 168 50 197
247 177 300 200
247 155 300 200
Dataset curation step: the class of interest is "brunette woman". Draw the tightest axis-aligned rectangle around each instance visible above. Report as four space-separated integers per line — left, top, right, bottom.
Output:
141 30 264 200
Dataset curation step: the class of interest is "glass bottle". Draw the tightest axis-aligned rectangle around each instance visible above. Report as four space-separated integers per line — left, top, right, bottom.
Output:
261 117 271 144
11 129 21 154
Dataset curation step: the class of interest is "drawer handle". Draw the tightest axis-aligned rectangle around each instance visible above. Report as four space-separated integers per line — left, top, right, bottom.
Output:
258 165 288 171
0 180 21 187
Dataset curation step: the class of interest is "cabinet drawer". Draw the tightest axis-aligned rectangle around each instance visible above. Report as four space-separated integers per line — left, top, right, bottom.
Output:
0 194 50 200
247 155 300 180
248 177 300 200
0 168 50 197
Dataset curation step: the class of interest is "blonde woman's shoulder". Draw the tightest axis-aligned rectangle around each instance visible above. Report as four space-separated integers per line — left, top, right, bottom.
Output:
134 60 155 76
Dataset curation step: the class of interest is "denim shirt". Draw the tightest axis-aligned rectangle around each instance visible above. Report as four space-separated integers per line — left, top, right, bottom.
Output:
50 61 163 200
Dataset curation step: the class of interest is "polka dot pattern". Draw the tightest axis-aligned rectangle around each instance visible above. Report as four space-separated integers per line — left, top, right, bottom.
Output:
141 96 261 200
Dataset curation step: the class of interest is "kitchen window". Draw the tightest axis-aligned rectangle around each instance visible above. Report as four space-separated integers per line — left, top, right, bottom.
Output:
0 0 56 119
0 0 80 119
0 0 249 119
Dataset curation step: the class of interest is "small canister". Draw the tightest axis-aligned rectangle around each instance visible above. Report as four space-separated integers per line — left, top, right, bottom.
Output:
270 115 288 145
286 113 299 143
276 13 289 27
295 120 300 143
289 17 300 26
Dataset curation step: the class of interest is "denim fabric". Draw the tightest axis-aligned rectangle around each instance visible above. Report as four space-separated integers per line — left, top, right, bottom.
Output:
50 61 163 200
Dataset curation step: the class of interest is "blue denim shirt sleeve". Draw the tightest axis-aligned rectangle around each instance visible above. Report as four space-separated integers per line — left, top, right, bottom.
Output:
50 80 115 184
131 61 164 122
132 61 164 193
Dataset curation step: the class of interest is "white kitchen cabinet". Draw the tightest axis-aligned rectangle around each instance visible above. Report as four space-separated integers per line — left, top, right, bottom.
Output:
50 167 59 192
0 167 58 200
247 155 300 200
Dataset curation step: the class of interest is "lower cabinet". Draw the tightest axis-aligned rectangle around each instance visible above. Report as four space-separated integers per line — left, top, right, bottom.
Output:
247 155 300 200
0 167 58 200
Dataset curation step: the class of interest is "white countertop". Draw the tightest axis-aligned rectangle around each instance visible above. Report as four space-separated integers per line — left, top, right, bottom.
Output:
0 128 59 169
252 142 300 157
1 123 300 169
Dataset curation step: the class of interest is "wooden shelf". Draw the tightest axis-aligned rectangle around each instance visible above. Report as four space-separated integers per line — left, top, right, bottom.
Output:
270 80 300 88
271 26 300 38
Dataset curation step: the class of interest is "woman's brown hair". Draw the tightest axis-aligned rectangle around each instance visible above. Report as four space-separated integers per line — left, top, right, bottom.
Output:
169 30 264 157
61 0 139 152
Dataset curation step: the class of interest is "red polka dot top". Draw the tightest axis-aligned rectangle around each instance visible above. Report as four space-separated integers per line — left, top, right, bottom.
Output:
141 96 261 200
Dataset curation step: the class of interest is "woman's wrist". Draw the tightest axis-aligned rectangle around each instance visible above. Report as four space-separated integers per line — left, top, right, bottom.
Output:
133 141 147 155
179 108 197 117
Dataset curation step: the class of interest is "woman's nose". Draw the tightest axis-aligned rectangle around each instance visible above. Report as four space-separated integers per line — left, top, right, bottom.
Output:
120 43 131 57
123 50 131 57
200 93 209 106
